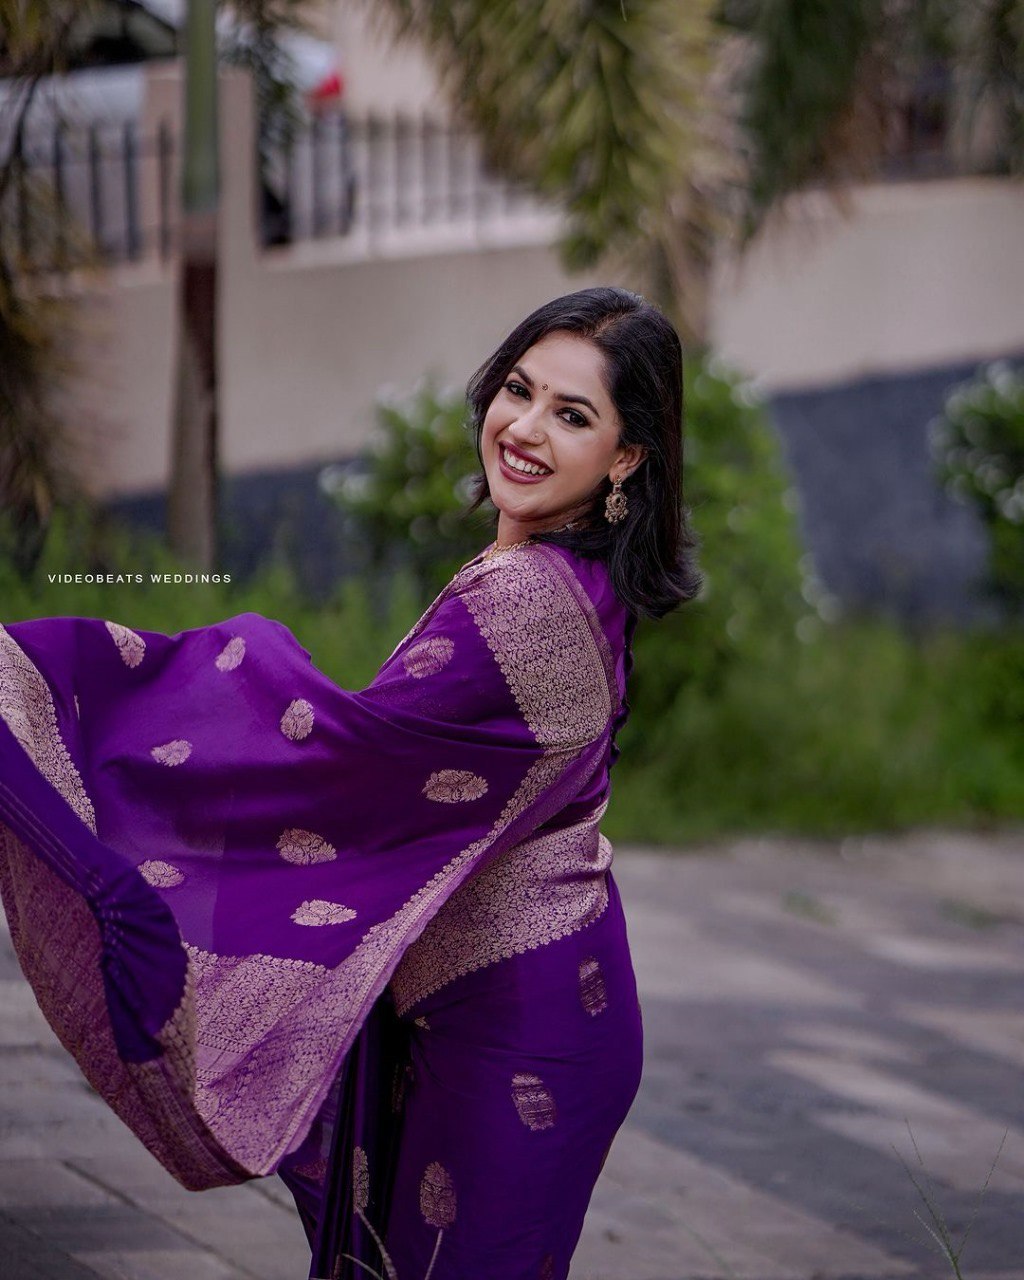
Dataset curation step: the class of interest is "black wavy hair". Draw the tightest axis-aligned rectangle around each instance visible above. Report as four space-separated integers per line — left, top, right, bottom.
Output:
463 286 702 620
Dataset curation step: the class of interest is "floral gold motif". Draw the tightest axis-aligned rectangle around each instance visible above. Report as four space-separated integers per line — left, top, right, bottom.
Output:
578 955 608 1017
280 698 315 741
422 768 488 803
419 1160 457 1280
402 635 455 679
291 1154 328 1181
511 1071 558 1131
105 619 146 668
151 739 193 766
276 828 337 865
214 636 246 671
353 1145 370 1213
291 899 357 927
138 860 186 888
351 1146 398 1279
419 1160 457 1229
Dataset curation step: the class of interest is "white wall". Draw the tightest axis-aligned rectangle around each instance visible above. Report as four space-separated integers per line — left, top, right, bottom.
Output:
328 5 448 118
68 68 603 499
711 178 1024 392
57 62 1024 501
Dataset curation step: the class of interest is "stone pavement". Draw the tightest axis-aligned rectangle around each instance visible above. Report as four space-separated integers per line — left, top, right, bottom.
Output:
1 829 1022 1280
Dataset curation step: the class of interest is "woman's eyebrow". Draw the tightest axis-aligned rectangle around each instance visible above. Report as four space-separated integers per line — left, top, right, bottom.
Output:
511 365 601 418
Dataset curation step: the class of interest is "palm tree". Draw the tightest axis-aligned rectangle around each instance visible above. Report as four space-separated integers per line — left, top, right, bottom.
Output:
0 0 100 575
365 0 729 348
720 0 1024 243
367 0 1023 343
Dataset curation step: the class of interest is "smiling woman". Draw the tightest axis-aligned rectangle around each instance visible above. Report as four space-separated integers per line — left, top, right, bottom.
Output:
0 286 701 1280
486 334 637 514
467 286 702 620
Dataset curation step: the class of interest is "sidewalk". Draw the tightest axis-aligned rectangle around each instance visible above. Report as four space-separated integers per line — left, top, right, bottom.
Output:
2 829 1022 1280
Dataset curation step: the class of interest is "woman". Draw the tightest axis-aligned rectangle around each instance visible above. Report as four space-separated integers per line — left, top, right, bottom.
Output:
0 286 700 1279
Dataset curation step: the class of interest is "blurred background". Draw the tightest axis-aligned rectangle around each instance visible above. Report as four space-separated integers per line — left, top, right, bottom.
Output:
2 0 1022 843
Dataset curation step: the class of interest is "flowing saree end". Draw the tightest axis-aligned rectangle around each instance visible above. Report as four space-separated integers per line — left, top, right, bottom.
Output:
0 722 249 1191
0 547 626 1215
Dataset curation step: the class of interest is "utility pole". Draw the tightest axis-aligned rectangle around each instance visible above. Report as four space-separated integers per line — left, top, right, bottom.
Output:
168 0 219 569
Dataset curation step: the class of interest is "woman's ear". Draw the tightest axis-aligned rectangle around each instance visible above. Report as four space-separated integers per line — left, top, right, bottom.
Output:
618 445 648 478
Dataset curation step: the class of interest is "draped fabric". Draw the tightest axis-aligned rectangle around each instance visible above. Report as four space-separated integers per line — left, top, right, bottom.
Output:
0 540 642 1278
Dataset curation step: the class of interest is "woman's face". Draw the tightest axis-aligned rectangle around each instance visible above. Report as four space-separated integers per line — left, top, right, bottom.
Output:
480 331 646 539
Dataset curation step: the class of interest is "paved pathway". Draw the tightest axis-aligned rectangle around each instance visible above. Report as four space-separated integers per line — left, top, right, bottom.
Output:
1 829 1022 1280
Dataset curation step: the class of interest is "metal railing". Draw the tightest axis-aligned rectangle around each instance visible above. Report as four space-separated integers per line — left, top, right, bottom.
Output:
3 80 996 276
1 108 556 274
2 118 176 272
259 111 553 250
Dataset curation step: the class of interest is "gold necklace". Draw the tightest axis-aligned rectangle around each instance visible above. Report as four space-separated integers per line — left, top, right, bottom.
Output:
481 519 578 560
480 537 532 559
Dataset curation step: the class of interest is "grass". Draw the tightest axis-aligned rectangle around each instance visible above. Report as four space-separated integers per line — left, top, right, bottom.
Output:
891 1122 1009 1279
606 614 1024 845
3 504 1022 844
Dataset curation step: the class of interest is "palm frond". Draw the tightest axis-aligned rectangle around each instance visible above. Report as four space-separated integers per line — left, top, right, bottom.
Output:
366 0 718 275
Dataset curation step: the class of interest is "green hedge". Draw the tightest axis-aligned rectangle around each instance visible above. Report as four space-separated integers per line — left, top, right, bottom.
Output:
3 349 1021 844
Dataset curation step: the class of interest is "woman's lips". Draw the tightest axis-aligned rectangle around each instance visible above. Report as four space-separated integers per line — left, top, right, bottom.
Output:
497 443 552 484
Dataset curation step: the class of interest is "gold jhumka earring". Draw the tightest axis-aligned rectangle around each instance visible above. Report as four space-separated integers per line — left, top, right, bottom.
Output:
604 475 628 523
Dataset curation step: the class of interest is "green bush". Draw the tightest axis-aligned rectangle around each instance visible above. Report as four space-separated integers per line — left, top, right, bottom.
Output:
0 503 421 694
321 377 492 600
609 617 1024 844
631 355 832 709
3 354 1021 844
929 360 1024 614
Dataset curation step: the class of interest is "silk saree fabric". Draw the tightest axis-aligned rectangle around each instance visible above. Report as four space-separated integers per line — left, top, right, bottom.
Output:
0 540 642 1278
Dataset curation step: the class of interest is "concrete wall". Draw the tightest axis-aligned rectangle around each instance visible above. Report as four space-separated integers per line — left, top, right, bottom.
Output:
71 66 602 500
328 6 447 118
712 179 1024 392
62 62 1024 519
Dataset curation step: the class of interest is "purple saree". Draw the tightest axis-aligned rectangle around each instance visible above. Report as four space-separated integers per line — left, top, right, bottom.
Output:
0 539 643 1279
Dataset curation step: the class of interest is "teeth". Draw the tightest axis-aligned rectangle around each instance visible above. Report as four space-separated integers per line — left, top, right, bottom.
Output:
501 444 551 476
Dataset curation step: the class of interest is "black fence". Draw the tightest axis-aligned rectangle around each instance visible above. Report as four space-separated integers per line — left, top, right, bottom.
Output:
1 109 549 274
1 75 1001 276
1 118 176 272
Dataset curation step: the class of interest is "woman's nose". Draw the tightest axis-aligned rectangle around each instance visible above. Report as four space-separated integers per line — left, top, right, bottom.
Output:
510 406 545 441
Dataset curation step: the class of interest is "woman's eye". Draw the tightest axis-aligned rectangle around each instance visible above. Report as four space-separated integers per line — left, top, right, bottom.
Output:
504 380 586 426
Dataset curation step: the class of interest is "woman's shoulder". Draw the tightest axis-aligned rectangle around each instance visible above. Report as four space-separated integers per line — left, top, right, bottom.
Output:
456 539 621 611
441 541 621 746
462 541 628 647
455 540 623 682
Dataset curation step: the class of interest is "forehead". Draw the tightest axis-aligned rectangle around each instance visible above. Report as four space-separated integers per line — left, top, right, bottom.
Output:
517 332 610 396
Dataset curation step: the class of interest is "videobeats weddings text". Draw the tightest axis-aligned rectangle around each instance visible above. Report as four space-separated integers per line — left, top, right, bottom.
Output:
48 573 232 584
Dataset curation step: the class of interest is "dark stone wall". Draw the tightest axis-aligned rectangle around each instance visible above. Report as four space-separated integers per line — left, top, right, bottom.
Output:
105 351 1024 623
768 353 1024 625
106 462 363 603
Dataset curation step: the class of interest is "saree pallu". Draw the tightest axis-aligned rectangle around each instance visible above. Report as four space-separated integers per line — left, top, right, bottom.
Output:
0 540 643 1279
